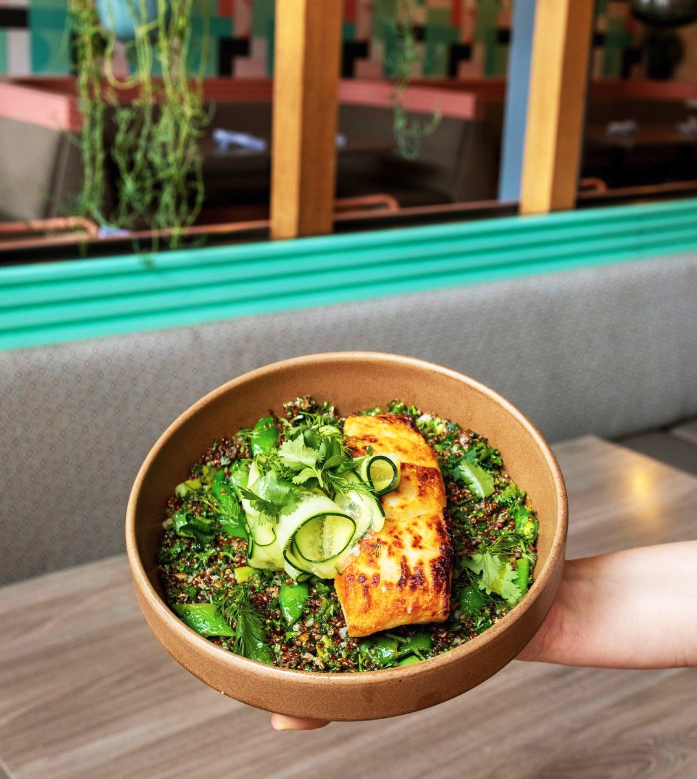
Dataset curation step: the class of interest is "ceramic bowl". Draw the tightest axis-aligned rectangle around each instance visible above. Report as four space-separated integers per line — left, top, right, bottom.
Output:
126 352 567 721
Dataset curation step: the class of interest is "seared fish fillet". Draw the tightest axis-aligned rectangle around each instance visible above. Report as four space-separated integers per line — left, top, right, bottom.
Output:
343 413 440 469
336 414 453 637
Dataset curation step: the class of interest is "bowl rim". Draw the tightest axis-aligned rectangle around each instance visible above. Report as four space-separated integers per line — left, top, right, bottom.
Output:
126 351 567 685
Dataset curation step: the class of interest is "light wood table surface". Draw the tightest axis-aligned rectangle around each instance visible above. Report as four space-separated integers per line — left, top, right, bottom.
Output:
674 419 697 447
1 436 696 779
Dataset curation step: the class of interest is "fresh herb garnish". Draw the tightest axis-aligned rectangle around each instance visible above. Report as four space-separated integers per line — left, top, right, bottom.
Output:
219 588 274 664
463 552 521 606
238 472 301 525
453 460 495 499
462 441 503 471
270 414 371 499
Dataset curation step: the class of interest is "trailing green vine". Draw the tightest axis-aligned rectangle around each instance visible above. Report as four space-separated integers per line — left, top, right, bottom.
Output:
69 0 109 223
69 0 209 248
378 0 442 160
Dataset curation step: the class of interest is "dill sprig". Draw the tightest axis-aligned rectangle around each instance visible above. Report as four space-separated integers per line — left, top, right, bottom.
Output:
219 588 272 663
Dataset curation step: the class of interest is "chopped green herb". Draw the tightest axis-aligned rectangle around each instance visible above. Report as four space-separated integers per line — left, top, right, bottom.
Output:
463 552 522 606
454 460 495 499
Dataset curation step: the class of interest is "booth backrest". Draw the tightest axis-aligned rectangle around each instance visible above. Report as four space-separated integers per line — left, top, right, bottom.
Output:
0 117 82 221
2 252 697 585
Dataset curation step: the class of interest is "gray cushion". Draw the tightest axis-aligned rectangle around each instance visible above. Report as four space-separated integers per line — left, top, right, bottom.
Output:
0 116 83 221
2 252 697 584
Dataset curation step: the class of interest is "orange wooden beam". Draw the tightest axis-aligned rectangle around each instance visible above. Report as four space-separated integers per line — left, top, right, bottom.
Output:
520 0 595 215
270 0 342 240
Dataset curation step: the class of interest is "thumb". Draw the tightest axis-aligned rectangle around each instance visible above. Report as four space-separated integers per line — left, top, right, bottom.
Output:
271 714 330 731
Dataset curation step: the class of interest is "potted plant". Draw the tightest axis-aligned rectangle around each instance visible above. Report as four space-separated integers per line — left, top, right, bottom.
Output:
68 0 209 247
377 0 441 160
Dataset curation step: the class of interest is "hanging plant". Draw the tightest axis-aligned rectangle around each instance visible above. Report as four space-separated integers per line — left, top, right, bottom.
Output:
68 0 210 248
70 0 109 224
378 0 442 160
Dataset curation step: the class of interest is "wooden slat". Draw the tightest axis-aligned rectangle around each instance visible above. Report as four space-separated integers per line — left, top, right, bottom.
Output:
2 438 697 777
520 0 595 215
270 0 343 240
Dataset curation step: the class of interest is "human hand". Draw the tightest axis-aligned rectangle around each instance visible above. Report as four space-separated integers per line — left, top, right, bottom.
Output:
270 542 697 729
270 714 329 731
518 543 697 668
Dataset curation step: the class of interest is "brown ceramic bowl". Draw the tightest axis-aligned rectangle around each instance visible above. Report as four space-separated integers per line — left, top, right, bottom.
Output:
126 352 567 721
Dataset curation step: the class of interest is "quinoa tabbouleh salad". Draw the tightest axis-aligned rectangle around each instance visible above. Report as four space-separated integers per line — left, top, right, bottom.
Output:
158 397 540 673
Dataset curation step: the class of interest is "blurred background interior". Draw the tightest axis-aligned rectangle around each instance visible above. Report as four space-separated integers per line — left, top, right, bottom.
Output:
7 0 697 246
2 1 697 778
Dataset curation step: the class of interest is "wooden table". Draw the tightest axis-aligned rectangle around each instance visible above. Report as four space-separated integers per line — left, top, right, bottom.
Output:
1 437 696 779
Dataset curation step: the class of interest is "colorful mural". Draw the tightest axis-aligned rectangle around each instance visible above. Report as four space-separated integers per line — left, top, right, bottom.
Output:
0 0 664 80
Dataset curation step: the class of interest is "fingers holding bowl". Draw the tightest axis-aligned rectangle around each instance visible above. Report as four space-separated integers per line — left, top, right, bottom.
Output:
270 714 330 731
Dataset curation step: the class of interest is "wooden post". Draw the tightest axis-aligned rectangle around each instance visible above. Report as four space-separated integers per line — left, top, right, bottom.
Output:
270 0 343 239
520 0 595 215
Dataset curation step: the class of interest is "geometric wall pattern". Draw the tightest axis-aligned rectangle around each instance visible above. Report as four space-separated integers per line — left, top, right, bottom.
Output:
0 0 655 80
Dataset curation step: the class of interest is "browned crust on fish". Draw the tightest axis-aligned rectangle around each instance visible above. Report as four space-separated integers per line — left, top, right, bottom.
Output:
336 414 453 637
344 414 439 469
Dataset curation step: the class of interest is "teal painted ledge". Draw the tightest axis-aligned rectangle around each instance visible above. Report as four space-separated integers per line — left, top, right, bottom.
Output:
2 198 697 351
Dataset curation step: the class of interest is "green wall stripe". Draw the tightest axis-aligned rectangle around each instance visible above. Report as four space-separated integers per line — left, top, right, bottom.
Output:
2 198 697 351
3 205 697 310
4 196 697 286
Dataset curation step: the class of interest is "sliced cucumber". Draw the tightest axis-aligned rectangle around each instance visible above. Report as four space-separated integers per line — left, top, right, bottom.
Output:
248 540 282 569
240 461 262 521
359 454 401 496
294 514 356 563
248 515 276 547
276 493 356 579
334 474 385 540
242 467 386 580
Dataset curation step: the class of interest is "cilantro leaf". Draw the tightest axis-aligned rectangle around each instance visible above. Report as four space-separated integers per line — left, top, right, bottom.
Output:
239 473 301 524
238 487 277 522
291 467 317 485
463 552 522 606
278 436 320 470
454 460 495 498
462 441 503 471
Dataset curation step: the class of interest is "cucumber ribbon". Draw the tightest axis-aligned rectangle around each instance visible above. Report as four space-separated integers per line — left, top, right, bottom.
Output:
241 462 396 580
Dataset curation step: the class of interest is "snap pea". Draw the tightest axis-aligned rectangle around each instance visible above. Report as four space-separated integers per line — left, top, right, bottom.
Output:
459 585 489 616
211 469 247 539
174 478 201 498
171 509 216 542
519 518 538 543
368 635 401 666
173 603 234 637
234 566 257 583
279 581 309 625
250 416 278 456
228 459 251 490
402 630 432 653
512 504 539 543
211 470 239 512
514 557 531 596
